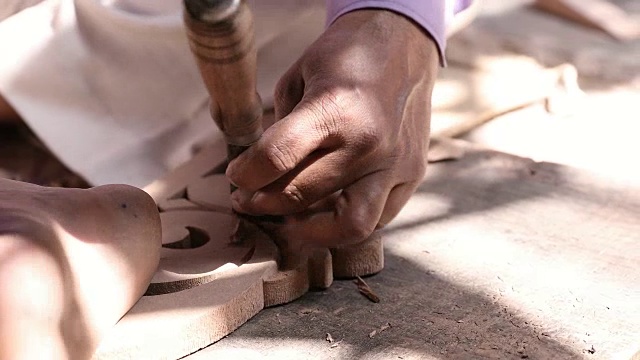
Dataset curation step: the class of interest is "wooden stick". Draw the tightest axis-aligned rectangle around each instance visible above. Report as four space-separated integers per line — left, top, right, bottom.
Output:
184 0 263 163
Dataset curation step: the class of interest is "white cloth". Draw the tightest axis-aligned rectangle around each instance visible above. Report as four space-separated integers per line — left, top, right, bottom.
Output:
0 0 325 187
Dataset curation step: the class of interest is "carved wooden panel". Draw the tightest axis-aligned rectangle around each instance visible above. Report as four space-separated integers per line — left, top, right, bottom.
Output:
93 139 384 359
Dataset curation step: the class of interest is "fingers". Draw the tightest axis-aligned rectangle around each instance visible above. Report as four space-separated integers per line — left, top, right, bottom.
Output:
226 97 340 191
230 149 367 215
225 64 304 192
260 171 393 248
376 182 419 228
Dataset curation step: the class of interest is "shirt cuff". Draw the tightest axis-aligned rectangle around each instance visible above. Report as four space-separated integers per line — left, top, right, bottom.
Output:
326 0 447 66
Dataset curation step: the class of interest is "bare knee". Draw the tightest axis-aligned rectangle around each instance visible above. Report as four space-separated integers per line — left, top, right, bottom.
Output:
90 184 162 282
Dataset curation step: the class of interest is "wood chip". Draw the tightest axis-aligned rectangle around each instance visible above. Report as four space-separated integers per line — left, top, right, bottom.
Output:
332 307 346 315
354 276 380 303
298 308 319 315
325 333 334 343
368 322 392 338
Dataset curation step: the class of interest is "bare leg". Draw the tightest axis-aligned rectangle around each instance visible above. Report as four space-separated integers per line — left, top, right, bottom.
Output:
0 234 67 359
0 179 161 359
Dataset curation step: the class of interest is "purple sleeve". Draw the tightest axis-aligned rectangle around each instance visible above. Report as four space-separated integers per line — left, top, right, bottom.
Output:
326 0 472 66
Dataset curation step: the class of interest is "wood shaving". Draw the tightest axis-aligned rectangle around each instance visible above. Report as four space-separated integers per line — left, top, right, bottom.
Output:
354 276 380 303
325 333 334 343
368 322 392 338
298 308 319 315
332 307 346 315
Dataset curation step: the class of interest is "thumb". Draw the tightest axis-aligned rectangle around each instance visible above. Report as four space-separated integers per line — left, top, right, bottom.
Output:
226 96 339 192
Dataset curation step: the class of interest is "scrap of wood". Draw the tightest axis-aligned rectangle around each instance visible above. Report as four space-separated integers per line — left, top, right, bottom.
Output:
368 322 392 338
534 0 640 41
325 333 334 343
428 138 467 163
432 63 583 139
354 276 380 303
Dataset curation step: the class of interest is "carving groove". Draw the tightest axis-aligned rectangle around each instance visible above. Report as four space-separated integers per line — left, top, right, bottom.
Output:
162 226 210 249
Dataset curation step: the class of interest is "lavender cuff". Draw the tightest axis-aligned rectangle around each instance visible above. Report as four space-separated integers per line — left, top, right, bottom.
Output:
326 0 472 66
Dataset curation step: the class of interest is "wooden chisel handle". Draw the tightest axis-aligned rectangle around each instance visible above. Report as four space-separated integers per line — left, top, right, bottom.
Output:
183 0 263 165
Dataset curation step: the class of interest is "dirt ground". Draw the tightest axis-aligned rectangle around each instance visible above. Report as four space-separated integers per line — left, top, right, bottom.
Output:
1 1 638 359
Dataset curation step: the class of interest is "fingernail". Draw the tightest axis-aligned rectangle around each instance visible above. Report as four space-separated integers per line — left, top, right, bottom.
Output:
228 178 239 189
225 163 238 186
230 189 254 211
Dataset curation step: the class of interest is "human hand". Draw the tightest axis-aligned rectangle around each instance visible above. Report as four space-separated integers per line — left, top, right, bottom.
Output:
227 9 439 252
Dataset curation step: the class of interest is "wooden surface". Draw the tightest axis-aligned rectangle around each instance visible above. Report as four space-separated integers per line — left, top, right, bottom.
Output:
184 141 640 360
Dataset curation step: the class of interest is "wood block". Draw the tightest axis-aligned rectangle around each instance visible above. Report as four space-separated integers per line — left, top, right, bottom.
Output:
95 169 381 359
